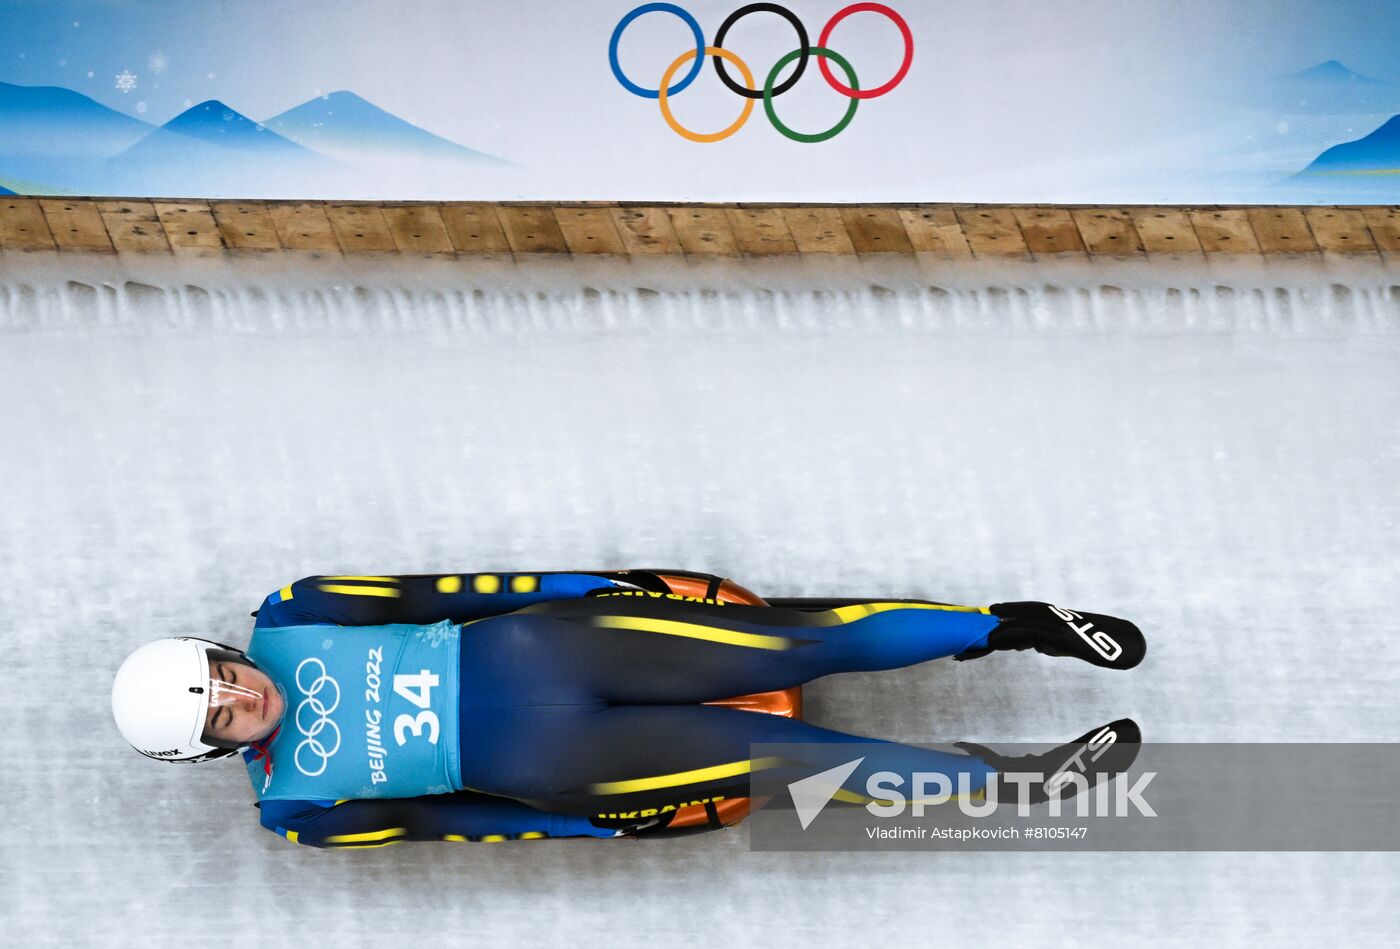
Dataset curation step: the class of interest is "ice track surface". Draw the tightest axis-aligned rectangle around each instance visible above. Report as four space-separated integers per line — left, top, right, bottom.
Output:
1 253 1397 948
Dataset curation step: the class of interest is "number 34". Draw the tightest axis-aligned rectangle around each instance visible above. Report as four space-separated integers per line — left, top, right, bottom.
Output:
392 670 440 745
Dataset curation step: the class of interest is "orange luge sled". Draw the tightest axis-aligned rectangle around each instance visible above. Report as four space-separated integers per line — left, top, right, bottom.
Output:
646 573 802 831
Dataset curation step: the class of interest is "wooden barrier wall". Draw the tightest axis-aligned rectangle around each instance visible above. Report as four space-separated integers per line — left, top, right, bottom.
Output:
0 199 1397 260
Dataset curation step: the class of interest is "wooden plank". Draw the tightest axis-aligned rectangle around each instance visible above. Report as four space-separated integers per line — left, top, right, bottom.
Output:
267 202 340 252
40 200 115 254
1130 209 1204 256
153 201 224 254
381 205 454 254
10 199 1390 261
210 201 282 251
1246 208 1318 255
535 200 620 207
1012 207 1084 257
1304 207 1379 255
611 206 682 256
325 204 396 253
1187 209 1259 255
666 206 740 257
838 206 914 254
0 197 56 251
554 206 627 256
896 206 971 259
1070 208 1145 257
956 207 1030 258
96 200 170 254
1361 207 1400 257
439 203 512 255
497 205 570 255
782 207 856 254
724 207 798 256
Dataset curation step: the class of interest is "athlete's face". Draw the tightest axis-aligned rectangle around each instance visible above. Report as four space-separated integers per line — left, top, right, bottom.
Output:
203 658 283 746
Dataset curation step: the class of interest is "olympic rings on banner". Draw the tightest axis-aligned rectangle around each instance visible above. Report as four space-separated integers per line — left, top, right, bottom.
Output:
817 2 912 99
609 3 705 99
764 46 859 143
713 3 809 99
609 2 913 142
661 47 756 143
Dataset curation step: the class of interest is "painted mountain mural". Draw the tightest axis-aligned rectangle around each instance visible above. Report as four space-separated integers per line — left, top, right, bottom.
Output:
266 91 504 163
106 100 332 196
125 100 314 157
1258 60 1400 115
0 80 154 192
1288 114 1400 198
0 80 153 154
1300 114 1400 172
0 80 504 198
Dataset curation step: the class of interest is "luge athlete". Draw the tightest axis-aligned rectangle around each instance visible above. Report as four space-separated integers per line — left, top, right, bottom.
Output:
110 569 1146 848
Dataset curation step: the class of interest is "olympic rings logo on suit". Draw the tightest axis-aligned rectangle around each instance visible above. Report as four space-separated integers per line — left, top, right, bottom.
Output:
608 2 913 142
293 657 342 778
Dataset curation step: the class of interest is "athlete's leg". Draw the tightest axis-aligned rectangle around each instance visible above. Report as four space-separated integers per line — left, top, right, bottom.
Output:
457 702 996 818
460 596 999 705
455 599 1141 816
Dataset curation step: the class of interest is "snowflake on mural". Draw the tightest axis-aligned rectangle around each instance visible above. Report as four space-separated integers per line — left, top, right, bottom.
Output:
115 70 137 93
136 101 148 114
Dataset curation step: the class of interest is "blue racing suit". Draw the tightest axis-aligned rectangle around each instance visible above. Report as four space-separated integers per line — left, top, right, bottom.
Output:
251 571 629 846
248 570 1000 848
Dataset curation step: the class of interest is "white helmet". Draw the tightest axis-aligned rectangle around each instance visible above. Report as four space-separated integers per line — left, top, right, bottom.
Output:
111 637 252 763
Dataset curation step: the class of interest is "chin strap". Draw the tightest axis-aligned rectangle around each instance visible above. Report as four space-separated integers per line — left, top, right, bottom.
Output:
171 746 239 764
249 727 281 781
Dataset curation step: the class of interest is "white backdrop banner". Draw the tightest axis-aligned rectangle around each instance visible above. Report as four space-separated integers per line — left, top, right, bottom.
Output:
1 0 1398 202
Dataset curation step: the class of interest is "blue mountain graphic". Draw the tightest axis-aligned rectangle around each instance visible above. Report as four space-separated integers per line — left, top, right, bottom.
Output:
0 80 154 191
1285 60 1388 87
1284 114 1400 200
0 81 508 197
1299 114 1400 173
121 99 314 158
264 91 504 163
106 100 333 198
0 184 15 195
0 80 153 155
1260 60 1400 115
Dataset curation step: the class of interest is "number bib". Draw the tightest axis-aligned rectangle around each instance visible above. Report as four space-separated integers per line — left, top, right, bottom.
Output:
243 621 462 801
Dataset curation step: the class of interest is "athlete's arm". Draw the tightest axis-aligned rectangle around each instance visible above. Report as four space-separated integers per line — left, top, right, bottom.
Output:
257 793 617 847
251 570 657 628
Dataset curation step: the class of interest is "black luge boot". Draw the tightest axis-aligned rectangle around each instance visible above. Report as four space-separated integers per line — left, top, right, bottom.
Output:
954 601 1146 670
957 718 1143 806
